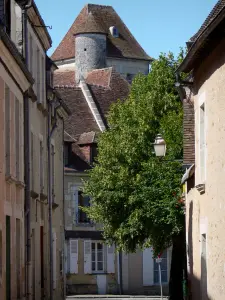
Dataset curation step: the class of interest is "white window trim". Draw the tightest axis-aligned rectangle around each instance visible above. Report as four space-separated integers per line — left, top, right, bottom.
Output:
91 241 105 273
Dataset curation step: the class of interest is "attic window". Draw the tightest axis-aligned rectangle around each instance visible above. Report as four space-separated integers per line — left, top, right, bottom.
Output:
109 26 119 38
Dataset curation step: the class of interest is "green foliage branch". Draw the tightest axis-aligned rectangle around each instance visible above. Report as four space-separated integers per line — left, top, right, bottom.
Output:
83 51 185 256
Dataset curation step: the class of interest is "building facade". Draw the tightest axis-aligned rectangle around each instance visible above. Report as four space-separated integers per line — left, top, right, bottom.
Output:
0 9 33 300
179 1 225 299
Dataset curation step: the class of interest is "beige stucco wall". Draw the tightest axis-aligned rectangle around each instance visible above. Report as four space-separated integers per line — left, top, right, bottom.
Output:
186 37 225 300
0 41 29 300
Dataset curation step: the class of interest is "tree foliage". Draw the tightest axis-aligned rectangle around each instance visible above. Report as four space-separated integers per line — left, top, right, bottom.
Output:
84 52 184 255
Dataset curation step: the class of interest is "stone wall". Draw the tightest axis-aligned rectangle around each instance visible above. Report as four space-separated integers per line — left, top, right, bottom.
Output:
75 34 106 82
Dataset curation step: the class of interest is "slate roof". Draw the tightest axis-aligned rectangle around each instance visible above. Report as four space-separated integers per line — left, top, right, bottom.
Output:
51 4 151 61
190 0 225 42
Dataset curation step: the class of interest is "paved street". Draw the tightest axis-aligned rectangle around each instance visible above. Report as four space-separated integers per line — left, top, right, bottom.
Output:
67 296 168 300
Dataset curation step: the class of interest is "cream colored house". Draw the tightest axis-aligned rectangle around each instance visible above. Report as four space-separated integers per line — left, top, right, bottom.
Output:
178 1 225 299
0 10 33 300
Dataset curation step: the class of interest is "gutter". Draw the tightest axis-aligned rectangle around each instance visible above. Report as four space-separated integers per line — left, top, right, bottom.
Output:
178 6 225 73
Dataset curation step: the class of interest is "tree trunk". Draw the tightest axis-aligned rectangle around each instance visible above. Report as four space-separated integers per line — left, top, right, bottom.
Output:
169 225 187 300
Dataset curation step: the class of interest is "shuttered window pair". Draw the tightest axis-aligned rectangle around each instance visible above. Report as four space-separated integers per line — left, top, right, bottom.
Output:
69 240 115 274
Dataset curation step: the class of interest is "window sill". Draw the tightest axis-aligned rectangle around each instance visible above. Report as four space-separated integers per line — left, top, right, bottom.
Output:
16 180 25 189
5 174 17 184
37 102 48 116
92 272 107 275
40 192 47 201
76 222 94 227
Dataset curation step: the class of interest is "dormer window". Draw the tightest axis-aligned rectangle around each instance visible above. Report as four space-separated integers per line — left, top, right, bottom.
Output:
109 26 119 38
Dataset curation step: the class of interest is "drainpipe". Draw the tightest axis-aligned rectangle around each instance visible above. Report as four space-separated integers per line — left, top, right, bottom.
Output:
62 119 66 299
22 1 33 299
47 101 57 300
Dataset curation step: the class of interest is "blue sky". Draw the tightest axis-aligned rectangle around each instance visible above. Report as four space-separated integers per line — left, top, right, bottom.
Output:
36 0 217 59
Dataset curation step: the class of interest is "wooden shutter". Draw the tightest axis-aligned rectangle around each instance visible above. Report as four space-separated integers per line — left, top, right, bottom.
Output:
70 239 78 274
53 231 57 289
84 240 91 274
107 244 115 273
143 247 154 286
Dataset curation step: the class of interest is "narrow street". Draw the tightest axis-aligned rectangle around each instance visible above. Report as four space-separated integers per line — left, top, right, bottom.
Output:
67 296 168 300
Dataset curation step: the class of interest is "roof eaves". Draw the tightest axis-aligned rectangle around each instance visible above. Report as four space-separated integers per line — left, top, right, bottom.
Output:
178 5 225 73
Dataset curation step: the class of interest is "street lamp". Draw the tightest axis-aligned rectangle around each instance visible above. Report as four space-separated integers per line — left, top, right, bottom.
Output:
153 134 166 157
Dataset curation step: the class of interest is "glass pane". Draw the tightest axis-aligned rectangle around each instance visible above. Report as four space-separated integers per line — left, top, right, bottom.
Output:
98 262 103 271
97 243 103 250
161 270 167 283
161 259 167 270
92 243 95 250
97 251 103 261
92 251 95 262
92 262 95 271
154 271 159 284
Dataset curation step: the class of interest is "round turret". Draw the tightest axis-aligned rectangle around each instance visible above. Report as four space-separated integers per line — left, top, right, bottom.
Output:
74 12 107 82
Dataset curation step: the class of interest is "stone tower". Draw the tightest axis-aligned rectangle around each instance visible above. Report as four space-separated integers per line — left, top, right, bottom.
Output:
74 12 107 82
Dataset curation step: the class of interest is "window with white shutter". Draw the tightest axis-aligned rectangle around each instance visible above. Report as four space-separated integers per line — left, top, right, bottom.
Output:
70 239 78 274
84 240 91 274
200 103 206 182
107 244 115 273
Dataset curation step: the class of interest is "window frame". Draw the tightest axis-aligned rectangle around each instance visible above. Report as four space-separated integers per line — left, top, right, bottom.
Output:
153 250 168 285
91 241 104 273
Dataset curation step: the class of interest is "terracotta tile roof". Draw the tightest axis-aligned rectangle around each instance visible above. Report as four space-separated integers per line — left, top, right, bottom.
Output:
78 132 97 145
88 69 130 120
54 69 76 87
51 4 151 61
55 87 100 140
64 131 76 142
74 11 106 35
86 68 112 88
190 0 225 42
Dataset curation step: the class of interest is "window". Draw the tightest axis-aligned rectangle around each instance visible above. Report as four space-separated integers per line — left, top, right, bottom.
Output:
78 192 90 223
40 140 44 192
15 98 20 180
154 251 168 284
64 144 69 166
91 242 104 272
5 84 10 175
126 73 134 83
200 103 206 182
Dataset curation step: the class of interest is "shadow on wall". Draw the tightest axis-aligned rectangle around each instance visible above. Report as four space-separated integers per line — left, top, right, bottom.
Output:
187 201 211 300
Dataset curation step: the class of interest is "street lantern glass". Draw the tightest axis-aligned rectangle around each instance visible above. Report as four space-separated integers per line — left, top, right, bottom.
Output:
154 134 166 157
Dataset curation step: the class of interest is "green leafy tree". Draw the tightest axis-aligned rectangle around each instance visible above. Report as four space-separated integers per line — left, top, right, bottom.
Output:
84 52 186 298
84 52 184 255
